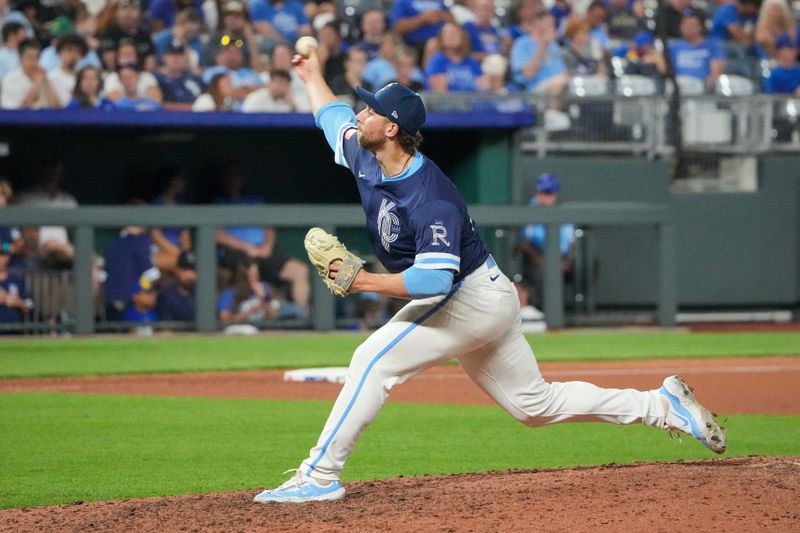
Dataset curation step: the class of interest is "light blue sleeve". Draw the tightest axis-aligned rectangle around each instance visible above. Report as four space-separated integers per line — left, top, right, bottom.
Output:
314 101 358 166
401 267 454 298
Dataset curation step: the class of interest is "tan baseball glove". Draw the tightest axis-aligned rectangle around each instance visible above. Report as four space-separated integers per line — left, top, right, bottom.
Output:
304 227 365 297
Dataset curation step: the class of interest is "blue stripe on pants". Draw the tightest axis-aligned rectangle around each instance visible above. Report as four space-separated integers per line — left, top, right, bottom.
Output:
306 283 462 475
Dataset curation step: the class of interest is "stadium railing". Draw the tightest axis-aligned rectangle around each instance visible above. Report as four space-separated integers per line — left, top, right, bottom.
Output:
0 203 676 334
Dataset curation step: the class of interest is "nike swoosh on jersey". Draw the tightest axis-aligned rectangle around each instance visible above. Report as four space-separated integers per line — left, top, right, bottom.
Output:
489 274 500 282
358 171 365 177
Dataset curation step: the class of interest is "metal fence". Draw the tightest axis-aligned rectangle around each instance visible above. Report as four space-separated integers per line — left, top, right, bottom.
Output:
0 203 676 334
421 91 800 158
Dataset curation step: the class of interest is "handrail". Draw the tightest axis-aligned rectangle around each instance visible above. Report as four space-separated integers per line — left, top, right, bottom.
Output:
0 202 676 332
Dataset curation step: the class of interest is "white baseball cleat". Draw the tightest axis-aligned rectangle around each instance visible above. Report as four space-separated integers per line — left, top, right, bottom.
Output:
253 469 345 503
659 375 727 454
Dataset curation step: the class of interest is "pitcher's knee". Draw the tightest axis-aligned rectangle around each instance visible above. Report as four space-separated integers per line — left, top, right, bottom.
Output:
513 378 555 427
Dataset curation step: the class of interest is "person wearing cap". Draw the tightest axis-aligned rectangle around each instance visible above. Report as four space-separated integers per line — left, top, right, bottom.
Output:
251 38 700 504
619 31 666 78
517 173 576 309
156 42 203 111
764 34 800 94
123 274 159 323
156 251 196 323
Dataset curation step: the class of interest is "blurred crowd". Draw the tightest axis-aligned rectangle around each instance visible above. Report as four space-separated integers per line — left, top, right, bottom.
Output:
0 159 324 332
0 0 799 114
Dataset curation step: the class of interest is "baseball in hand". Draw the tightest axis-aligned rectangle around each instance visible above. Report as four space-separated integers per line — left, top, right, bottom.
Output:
295 36 318 57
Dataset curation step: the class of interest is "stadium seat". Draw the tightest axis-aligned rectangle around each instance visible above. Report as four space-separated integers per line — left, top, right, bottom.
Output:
665 75 706 96
615 75 658 97
568 76 609 97
715 74 755 97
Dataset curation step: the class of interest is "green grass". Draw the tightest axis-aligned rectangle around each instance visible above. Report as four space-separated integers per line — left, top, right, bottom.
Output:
1 331 799 378
1 392 798 509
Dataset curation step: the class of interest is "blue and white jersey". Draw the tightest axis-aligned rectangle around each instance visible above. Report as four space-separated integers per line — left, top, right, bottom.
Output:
315 102 489 282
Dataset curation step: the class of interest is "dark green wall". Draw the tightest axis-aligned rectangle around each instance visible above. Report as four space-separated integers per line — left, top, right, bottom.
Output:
512 154 800 307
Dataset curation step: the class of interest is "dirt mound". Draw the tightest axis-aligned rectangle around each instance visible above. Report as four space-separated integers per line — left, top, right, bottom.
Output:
2 457 798 532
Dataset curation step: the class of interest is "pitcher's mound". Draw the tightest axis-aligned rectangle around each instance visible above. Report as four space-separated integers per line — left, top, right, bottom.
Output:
2 456 798 532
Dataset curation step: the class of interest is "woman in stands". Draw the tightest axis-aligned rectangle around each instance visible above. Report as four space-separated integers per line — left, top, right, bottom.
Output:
755 0 797 59
425 21 484 92
67 66 116 109
192 71 235 110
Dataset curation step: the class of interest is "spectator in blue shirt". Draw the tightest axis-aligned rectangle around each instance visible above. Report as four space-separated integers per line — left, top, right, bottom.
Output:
356 9 387 61
152 8 205 68
0 247 33 324
517 173 576 308
124 275 159 323
156 44 204 111
390 0 454 54
550 0 572 36
584 0 610 51
710 0 760 46
0 22 28 79
113 63 163 110
203 41 264 106
463 0 506 61
214 162 310 316
425 22 483 92
217 260 278 323
509 0 538 41
764 34 800 94
104 225 155 321
148 0 204 33
0 180 27 271
668 10 724 88
510 9 568 95
755 0 797 59
250 0 311 44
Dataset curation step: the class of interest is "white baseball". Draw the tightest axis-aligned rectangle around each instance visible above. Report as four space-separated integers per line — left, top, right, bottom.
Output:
295 36 318 57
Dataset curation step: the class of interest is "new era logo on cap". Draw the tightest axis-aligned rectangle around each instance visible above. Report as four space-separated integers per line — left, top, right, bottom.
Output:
356 83 426 134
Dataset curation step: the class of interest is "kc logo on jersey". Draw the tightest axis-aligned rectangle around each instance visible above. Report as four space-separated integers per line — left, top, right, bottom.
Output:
378 198 400 252
430 224 450 246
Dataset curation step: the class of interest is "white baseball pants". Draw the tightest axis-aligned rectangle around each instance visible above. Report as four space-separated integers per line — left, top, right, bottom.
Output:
301 258 666 480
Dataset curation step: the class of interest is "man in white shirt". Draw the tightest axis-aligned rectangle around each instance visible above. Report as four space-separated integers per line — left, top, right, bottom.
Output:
46 34 88 107
243 69 294 112
104 39 162 102
14 159 78 268
1 39 60 109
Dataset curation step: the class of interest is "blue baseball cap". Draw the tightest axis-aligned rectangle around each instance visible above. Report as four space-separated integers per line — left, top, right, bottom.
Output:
634 31 655 50
536 173 560 194
775 33 796 49
355 83 427 134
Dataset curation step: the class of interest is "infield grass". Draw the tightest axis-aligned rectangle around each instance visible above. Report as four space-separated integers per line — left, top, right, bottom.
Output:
1 331 799 378
1 392 799 509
